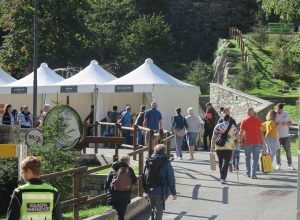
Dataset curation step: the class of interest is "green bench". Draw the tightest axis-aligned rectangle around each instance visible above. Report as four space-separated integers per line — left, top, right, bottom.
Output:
268 23 294 33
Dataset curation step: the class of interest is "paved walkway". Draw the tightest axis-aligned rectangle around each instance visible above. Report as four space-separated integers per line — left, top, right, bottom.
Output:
133 150 298 220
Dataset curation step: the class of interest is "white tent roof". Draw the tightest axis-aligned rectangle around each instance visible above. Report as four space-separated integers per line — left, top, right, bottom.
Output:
56 60 116 86
0 67 16 85
4 63 64 87
105 58 192 86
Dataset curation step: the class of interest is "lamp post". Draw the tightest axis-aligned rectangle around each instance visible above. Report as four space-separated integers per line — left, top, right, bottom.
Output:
33 0 39 127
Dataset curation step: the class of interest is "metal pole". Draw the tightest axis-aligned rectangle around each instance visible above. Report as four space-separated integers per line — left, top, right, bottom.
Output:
33 0 39 127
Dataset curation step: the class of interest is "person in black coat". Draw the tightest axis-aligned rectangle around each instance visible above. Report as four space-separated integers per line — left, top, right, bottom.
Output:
105 155 137 220
2 104 14 125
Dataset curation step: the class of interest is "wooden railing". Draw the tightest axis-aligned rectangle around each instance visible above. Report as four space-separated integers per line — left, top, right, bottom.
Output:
41 123 175 219
229 27 248 62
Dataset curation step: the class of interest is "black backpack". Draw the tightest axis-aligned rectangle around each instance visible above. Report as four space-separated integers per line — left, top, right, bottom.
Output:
142 157 167 188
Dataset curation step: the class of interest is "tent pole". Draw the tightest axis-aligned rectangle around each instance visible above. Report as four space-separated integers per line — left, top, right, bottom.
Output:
33 0 39 127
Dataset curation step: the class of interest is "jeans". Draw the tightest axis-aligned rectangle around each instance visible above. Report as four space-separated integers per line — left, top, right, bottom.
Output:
203 128 213 149
123 130 131 145
149 194 165 220
233 151 240 166
265 137 277 162
216 150 232 180
137 130 145 145
111 199 128 220
276 137 292 165
175 135 184 158
244 144 261 177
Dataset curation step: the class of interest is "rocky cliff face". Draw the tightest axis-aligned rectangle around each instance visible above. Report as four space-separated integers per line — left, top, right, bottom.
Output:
163 0 257 62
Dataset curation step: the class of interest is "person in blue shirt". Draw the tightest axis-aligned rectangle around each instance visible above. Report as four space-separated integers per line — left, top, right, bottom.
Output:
122 106 132 144
233 139 241 171
143 102 162 131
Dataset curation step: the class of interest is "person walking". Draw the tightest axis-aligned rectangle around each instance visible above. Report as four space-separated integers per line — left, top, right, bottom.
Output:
185 107 200 160
172 107 188 160
37 104 51 129
105 155 137 220
211 114 238 184
135 105 146 145
17 105 32 128
202 103 219 151
143 144 177 220
108 105 119 136
2 104 15 126
261 110 278 163
239 108 265 179
121 106 132 145
275 103 295 170
7 156 62 220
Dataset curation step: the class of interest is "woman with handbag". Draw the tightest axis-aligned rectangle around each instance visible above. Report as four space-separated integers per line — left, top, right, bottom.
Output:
210 114 238 184
172 107 188 160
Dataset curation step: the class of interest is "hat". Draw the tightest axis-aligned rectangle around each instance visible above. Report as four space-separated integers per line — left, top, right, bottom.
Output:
276 103 284 109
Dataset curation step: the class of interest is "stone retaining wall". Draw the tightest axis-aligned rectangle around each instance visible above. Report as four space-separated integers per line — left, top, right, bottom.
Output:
210 83 274 123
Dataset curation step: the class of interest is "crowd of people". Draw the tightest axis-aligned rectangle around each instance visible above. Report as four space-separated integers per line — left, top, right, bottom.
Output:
1 103 51 129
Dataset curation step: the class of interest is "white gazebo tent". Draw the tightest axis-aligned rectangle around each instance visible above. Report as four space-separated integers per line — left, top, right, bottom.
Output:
47 60 117 120
98 58 200 129
0 67 16 85
0 63 64 112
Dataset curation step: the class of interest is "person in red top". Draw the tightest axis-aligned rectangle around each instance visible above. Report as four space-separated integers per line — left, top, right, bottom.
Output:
239 108 265 179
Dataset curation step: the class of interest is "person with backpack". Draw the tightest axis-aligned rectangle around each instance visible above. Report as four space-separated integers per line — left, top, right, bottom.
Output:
210 114 238 184
143 144 177 220
135 105 146 145
105 155 137 220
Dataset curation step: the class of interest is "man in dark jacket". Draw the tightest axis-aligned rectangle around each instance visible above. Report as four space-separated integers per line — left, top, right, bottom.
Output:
105 155 137 220
143 144 177 220
7 156 62 220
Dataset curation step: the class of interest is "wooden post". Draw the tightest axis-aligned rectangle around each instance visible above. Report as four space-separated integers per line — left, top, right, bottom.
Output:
137 152 144 197
114 123 119 161
73 173 80 220
133 125 137 160
94 122 99 154
148 130 154 157
66 96 70 105
166 132 171 158
82 122 87 154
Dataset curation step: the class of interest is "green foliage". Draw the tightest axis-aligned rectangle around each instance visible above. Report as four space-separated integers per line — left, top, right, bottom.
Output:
185 59 213 95
261 0 300 21
252 24 268 48
63 205 111 219
0 158 18 214
118 14 174 71
235 62 253 91
28 144 79 201
0 0 91 77
284 104 299 123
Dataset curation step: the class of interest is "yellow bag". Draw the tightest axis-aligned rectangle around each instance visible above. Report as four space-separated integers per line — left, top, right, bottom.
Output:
261 155 272 173
210 153 216 171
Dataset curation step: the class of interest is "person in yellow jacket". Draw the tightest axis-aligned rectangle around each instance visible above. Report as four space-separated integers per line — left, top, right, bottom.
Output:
261 110 278 163
7 156 62 220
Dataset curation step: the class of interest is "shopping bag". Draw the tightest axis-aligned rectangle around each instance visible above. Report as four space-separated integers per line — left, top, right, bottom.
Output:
261 154 272 173
210 153 216 171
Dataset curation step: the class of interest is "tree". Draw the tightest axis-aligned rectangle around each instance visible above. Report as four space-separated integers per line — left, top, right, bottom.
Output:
236 62 253 91
0 0 91 77
118 14 174 72
261 0 300 21
185 59 213 95
252 24 268 48
86 0 138 63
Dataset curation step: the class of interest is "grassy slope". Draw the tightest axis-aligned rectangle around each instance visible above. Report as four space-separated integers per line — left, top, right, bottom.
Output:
63 205 111 220
244 34 298 97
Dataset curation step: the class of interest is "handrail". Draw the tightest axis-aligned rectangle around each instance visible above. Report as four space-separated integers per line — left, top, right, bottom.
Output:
40 166 88 180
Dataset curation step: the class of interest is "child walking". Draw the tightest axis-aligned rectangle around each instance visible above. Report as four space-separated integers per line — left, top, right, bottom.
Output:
233 139 240 171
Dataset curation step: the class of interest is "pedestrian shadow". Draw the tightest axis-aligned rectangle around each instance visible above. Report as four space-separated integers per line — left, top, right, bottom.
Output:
164 211 218 219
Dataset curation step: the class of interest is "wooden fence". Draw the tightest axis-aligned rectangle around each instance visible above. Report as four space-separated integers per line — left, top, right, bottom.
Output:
40 123 174 220
229 27 248 62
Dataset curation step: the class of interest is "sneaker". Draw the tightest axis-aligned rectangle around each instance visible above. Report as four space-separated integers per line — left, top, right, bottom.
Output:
229 164 233 172
275 164 281 170
220 179 226 184
288 165 296 170
252 176 258 179
179 157 183 160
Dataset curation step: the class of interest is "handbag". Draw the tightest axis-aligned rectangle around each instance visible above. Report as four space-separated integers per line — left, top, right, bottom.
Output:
261 152 272 173
210 153 216 171
215 122 232 147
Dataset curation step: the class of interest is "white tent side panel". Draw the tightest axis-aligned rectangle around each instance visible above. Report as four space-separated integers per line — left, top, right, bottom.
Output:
153 85 200 130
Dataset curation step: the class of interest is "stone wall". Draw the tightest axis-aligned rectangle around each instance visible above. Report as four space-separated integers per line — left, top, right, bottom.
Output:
210 83 274 123
163 0 257 61
80 174 138 198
